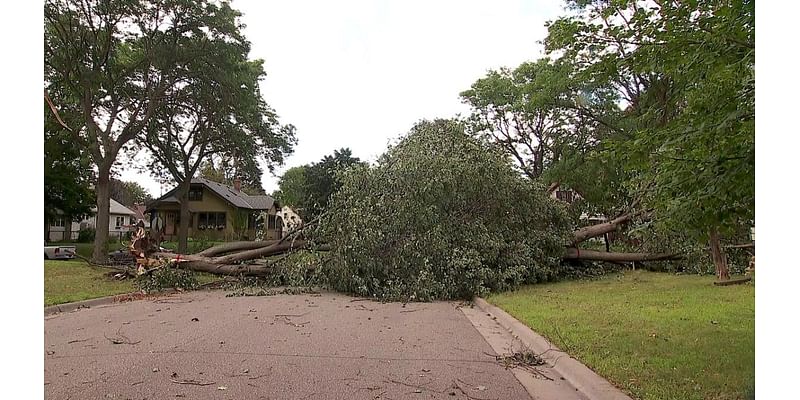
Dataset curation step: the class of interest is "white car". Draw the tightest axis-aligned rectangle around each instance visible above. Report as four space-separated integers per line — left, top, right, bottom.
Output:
44 242 76 260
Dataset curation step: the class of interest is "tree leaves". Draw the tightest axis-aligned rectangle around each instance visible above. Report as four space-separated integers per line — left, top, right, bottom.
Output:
319 120 571 301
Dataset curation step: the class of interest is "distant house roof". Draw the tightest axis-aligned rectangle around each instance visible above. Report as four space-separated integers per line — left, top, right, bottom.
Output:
147 177 276 212
108 199 138 216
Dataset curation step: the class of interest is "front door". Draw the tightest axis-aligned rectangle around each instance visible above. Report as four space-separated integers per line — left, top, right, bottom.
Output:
165 212 178 236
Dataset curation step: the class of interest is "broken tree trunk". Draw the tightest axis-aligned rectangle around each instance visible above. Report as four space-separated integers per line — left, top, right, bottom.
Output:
563 248 682 262
709 227 731 281
571 213 633 245
196 240 280 257
144 239 330 277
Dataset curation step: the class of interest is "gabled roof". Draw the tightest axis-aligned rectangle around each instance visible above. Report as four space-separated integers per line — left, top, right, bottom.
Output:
109 199 138 216
148 177 276 211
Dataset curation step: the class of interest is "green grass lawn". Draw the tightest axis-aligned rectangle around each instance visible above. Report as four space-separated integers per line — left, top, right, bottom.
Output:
488 270 754 400
44 260 135 306
45 259 223 307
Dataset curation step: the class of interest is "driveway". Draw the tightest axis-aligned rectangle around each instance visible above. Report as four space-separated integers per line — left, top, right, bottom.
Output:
45 291 585 399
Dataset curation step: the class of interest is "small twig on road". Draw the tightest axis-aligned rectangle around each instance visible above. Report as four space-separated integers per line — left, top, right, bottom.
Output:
274 312 310 318
399 308 425 313
67 338 90 344
104 327 141 345
384 379 443 394
453 379 488 400
171 379 217 386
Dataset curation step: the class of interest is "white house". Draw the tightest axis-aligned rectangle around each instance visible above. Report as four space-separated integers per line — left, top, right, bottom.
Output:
46 198 139 242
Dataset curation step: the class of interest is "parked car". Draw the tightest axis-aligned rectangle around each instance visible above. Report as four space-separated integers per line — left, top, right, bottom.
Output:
44 242 76 260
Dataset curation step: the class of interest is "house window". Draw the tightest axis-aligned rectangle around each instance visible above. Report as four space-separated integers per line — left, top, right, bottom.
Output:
267 215 277 230
52 217 65 227
197 212 226 230
188 185 203 201
115 216 125 229
556 190 575 203
130 217 136 225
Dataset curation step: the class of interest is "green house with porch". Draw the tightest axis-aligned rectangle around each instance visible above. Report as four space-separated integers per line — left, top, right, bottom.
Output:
146 177 283 242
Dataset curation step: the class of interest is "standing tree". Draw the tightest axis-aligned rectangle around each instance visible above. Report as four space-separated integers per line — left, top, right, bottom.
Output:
44 103 95 240
199 155 267 196
545 0 755 280
461 58 629 216
108 179 152 208
272 149 364 220
45 0 222 262
139 1 295 253
461 59 599 180
302 148 365 219
273 166 309 210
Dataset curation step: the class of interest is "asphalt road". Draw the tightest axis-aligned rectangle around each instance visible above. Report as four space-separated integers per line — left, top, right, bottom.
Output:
45 290 585 400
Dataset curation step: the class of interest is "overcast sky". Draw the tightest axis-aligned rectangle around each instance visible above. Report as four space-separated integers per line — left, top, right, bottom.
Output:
119 0 565 197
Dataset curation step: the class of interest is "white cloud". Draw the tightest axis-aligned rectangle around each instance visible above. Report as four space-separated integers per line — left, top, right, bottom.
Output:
126 0 564 197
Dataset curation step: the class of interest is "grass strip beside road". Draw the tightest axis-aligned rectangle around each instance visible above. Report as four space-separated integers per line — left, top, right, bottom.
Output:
44 260 134 306
488 270 754 400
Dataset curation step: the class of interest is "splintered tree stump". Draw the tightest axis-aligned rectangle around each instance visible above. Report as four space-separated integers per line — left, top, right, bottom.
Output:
713 277 752 286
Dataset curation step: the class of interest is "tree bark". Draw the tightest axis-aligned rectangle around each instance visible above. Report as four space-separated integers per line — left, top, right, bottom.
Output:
571 213 633 245
214 240 312 264
65 215 73 241
92 167 111 264
709 227 730 281
177 180 191 254
563 248 682 262
196 240 280 257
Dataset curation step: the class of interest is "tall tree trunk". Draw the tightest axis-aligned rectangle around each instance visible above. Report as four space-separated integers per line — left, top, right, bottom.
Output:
177 181 191 254
92 167 111 264
709 227 730 281
65 215 73 241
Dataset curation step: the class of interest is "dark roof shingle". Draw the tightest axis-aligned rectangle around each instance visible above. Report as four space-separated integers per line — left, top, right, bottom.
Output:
191 178 274 210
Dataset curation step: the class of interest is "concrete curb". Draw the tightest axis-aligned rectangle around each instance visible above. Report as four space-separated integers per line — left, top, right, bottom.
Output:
44 288 179 316
474 297 633 400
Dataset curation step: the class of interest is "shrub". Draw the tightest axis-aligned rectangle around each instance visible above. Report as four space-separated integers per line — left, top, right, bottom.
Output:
77 228 95 243
318 119 571 301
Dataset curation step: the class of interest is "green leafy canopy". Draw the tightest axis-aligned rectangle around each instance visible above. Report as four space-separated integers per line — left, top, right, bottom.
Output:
319 120 571 301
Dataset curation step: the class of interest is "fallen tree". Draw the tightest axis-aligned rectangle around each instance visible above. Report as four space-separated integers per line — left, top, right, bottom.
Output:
563 248 682 262
126 120 688 298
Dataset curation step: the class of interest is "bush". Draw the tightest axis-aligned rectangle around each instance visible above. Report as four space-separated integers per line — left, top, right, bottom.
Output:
77 228 95 243
318 119 571 301
137 267 198 293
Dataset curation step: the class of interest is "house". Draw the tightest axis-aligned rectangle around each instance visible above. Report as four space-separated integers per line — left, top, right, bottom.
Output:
46 214 80 242
547 182 581 204
146 177 283 241
46 198 138 242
